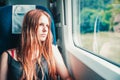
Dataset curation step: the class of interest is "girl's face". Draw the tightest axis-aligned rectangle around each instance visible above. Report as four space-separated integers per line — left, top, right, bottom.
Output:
37 14 49 41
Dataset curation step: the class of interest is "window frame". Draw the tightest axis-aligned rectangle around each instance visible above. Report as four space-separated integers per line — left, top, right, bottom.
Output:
62 0 120 79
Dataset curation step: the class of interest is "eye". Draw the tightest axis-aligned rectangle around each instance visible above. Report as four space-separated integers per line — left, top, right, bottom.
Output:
39 23 44 26
46 24 49 27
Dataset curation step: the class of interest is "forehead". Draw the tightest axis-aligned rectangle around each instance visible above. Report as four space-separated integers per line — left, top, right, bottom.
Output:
39 14 49 23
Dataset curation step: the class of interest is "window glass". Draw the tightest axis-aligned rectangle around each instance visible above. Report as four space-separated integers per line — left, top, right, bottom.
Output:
72 0 120 65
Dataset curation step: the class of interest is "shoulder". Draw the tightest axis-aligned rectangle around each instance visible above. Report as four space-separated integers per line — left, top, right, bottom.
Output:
7 48 16 57
0 51 9 65
52 45 60 55
52 45 63 61
1 48 14 59
52 44 57 49
1 48 16 60
1 51 8 59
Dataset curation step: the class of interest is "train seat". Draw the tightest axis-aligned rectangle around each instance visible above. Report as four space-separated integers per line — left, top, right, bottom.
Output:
0 5 56 55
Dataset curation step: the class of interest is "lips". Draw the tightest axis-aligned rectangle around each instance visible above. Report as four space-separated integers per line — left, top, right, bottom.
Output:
41 34 47 37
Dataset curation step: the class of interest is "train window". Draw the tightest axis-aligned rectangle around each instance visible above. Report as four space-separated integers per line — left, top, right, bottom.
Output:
72 0 120 65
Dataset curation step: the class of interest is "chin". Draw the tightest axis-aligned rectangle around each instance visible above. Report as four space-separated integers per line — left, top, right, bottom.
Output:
40 38 47 42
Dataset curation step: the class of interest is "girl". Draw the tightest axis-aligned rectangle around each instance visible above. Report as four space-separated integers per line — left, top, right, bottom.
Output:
0 9 72 80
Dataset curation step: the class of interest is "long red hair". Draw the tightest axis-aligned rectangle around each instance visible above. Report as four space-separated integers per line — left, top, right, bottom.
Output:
17 9 56 80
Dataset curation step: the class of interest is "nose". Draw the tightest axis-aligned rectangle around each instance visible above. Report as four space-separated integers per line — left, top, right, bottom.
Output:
42 27 46 32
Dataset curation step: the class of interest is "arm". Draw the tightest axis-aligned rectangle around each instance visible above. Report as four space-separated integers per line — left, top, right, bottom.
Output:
0 52 8 80
52 45 73 80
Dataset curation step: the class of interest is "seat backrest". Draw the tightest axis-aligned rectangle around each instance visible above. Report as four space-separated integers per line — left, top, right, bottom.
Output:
0 5 56 55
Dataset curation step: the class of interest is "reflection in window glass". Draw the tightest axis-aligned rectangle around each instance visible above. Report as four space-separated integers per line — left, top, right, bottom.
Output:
72 0 120 65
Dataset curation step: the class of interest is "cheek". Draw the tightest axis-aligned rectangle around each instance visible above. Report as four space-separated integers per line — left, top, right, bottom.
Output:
37 27 42 35
46 28 49 33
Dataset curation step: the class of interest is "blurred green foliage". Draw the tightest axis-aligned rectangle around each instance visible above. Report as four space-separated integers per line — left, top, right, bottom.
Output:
80 0 120 34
